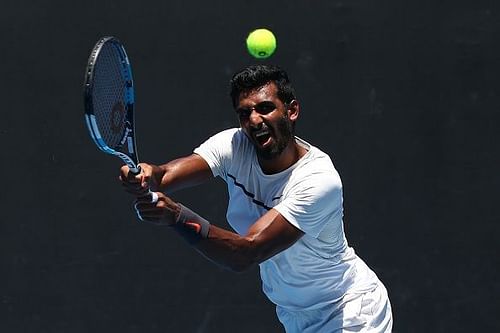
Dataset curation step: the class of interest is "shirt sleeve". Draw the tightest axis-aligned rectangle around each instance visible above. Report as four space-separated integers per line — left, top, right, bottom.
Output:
274 170 343 238
193 128 240 180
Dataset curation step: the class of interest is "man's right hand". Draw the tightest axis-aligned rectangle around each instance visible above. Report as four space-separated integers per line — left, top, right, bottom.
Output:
119 163 158 197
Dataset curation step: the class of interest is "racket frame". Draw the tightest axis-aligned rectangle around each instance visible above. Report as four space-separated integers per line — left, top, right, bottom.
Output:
83 36 141 174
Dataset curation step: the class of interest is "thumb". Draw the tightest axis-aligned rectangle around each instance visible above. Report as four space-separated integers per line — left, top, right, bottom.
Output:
140 174 149 188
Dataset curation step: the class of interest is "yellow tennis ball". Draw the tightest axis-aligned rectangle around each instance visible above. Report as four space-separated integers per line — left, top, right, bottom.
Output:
246 28 277 59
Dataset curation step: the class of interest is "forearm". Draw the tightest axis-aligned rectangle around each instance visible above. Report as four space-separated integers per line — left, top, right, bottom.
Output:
170 204 257 272
134 193 303 272
192 226 258 272
171 205 301 273
157 155 213 194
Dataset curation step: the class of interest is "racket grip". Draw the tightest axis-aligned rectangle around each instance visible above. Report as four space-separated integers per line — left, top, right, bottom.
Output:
129 164 141 175
129 164 156 203
149 191 158 203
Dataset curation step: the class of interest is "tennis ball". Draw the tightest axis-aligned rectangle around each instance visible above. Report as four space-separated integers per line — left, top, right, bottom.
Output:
246 28 276 59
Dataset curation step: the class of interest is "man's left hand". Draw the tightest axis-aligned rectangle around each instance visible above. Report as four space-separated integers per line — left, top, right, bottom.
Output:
133 192 180 225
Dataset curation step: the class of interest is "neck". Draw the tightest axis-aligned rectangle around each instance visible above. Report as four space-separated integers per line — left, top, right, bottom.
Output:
258 140 307 174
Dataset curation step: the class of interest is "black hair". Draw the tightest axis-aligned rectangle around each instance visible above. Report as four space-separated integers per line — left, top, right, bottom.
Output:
229 65 296 108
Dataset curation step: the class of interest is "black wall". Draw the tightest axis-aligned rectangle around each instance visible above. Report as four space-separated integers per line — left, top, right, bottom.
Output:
1 0 499 332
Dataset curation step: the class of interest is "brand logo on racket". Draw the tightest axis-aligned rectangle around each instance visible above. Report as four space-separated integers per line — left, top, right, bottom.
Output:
120 122 133 147
111 102 126 133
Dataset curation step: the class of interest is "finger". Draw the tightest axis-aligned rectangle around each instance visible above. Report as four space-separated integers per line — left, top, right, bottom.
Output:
125 190 151 198
122 185 150 197
120 165 130 177
134 202 158 220
134 200 153 210
121 165 138 179
123 184 150 195
122 181 145 190
120 167 142 184
135 191 164 204
134 197 165 212
134 202 145 221
139 212 164 220
134 205 160 214
123 183 147 192
134 207 164 222
134 173 143 184
139 218 163 225
126 167 143 182
139 173 149 188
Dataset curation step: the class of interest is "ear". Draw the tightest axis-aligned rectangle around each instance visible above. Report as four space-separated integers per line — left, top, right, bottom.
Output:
287 100 300 122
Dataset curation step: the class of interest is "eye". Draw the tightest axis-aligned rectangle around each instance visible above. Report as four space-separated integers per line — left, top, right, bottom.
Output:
236 108 250 120
235 102 277 120
255 102 276 114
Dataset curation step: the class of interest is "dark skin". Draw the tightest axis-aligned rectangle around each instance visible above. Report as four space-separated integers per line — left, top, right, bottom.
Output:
121 82 307 272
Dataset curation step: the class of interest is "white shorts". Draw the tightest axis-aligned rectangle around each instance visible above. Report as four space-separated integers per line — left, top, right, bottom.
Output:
276 282 393 333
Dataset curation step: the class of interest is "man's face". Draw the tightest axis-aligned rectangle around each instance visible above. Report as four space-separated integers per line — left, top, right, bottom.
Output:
235 82 294 160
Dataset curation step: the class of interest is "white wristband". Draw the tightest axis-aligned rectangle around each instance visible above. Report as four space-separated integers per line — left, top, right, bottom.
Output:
150 191 158 203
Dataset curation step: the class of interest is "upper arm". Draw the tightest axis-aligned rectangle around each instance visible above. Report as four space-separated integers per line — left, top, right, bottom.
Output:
274 172 342 238
160 153 214 193
241 171 341 265
243 208 304 264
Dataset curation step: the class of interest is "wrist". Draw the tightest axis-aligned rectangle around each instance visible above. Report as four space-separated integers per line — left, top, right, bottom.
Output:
173 203 182 222
151 165 162 190
171 204 211 243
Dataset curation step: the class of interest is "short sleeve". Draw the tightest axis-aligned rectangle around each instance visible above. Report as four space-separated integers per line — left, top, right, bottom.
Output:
274 171 343 238
193 128 240 179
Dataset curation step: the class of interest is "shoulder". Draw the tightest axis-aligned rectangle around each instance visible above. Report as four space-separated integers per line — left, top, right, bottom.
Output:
274 144 344 237
279 145 343 210
207 127 243 141
293 142 342 190
196 128 248 150
218 128 250 146
193 128 252 178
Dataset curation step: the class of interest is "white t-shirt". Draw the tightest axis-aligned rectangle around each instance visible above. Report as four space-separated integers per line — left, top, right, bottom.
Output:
194 128 380 311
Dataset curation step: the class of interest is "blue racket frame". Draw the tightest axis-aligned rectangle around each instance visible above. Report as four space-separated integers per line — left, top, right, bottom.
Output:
83 36 141 174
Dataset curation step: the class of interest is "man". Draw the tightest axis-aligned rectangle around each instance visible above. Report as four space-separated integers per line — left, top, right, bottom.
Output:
120 65 393 332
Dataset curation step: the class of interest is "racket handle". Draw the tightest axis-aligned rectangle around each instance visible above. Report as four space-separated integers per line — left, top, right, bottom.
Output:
128 164 156 203
129 164 141 175
149 191 158 203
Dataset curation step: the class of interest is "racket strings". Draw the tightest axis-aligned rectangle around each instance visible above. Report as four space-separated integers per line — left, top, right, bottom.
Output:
92 42 130 149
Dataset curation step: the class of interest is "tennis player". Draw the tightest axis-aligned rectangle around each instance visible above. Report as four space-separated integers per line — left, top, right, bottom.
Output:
120 65 393 332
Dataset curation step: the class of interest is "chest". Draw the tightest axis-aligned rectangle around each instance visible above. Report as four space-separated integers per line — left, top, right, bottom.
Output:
224 162 291 234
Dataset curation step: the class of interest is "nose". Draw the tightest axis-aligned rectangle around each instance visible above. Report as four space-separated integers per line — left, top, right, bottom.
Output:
248 109 263 128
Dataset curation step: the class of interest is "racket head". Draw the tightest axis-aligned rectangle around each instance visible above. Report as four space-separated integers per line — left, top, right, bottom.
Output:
83 36 140 173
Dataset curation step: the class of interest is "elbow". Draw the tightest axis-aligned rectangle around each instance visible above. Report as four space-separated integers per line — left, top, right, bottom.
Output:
226 237 260 273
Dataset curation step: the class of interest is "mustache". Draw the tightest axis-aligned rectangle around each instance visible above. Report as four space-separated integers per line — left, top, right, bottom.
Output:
250 123 270 133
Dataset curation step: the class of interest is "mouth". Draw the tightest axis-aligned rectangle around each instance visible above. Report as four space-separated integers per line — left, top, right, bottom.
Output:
253 128 272 147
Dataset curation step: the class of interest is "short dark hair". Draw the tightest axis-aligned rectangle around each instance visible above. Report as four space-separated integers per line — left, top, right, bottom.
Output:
229 65 296 108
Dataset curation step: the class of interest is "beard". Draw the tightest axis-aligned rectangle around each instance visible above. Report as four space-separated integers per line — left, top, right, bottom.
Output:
254 115 294 161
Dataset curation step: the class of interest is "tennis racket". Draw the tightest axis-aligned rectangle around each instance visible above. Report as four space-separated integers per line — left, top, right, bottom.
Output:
83 36 156 202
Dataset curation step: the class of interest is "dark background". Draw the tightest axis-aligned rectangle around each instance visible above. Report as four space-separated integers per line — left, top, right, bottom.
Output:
1 0 499 332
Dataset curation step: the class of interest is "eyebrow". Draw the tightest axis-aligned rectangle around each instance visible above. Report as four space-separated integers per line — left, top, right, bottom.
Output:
235 100 275 110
